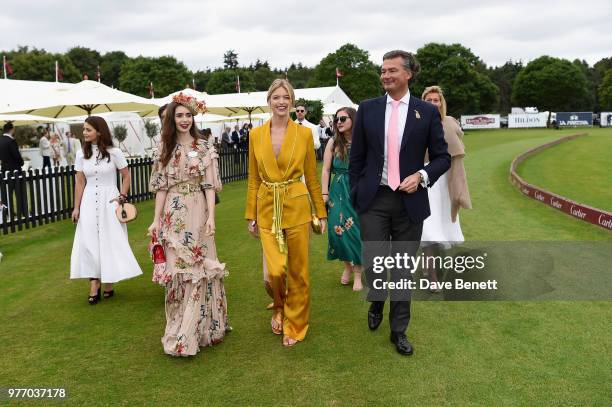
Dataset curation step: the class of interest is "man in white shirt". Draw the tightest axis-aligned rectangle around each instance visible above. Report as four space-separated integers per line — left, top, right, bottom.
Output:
294 105 321 150
39 130 52 169
63 132 82 166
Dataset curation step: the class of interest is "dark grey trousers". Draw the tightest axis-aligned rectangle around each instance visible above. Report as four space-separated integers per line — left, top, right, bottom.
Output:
359 186 423 334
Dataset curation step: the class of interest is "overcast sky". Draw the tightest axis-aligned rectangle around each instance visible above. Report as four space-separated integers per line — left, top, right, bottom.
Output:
1 0 610 71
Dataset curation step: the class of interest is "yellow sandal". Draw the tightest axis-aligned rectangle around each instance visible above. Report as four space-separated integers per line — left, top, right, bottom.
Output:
271 310 283 335
283 336 298 347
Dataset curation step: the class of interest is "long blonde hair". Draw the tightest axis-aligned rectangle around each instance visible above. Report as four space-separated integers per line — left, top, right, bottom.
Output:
422 85 447 118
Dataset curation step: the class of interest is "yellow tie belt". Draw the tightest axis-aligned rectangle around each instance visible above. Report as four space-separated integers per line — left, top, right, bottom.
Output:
262 177 301 253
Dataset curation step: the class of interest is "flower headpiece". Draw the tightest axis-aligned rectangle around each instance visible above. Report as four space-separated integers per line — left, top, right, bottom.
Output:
172 92 207 115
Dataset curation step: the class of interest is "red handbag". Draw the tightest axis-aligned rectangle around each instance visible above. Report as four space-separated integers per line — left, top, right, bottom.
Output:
150 232 170 285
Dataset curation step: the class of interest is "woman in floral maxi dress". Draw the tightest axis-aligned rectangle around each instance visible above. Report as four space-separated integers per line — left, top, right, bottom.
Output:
148 94 228 357
321 107 362 291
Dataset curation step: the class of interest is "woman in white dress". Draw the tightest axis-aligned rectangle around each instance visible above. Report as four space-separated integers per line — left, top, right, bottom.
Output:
70 116 142 304
421 86 472 290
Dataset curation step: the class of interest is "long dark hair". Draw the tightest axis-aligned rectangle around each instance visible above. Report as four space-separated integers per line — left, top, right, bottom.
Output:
160 102 199 167
83 116 113 161
333 107 357 162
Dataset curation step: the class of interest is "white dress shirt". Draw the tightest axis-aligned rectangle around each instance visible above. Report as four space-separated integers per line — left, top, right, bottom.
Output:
295 118 321 149
39 136 52 157
381 90 429 188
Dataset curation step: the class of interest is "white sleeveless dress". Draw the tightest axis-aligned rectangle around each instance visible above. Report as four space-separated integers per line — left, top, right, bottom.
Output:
70 145 142 283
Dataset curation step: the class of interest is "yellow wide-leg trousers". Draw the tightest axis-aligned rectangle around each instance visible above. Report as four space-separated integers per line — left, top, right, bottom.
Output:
259 222 310 341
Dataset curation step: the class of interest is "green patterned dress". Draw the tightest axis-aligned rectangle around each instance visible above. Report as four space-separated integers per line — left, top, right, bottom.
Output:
327 151 362 265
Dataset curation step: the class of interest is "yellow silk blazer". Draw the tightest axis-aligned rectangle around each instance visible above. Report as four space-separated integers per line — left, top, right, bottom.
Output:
245 119 327 229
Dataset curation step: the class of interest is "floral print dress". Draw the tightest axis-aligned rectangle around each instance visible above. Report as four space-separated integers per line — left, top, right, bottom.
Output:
149 139 228 357
327 151 362 265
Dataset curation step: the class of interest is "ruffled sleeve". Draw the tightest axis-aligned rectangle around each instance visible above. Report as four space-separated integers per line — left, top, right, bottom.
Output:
149 148 168 192
199 141 222 192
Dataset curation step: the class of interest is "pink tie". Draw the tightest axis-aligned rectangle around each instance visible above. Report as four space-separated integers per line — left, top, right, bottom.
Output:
387 100 401 190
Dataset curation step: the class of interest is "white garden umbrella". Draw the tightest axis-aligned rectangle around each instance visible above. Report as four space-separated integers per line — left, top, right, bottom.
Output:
145 89 270 121
9 80 158 118
204 91 270 118
0 113 64 126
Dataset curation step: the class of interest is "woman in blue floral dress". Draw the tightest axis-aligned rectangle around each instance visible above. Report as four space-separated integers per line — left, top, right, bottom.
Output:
148 93 228 357
321 107 362 291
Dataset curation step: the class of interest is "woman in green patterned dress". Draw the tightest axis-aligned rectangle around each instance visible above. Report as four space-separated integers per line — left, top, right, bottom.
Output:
321 107 362 291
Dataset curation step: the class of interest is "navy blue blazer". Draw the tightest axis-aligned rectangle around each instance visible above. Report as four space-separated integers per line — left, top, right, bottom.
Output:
0 135 24 174
349 95 450 222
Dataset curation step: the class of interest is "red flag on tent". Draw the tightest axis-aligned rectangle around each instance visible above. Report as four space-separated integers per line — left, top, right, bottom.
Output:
96 65 101 82
335 67 344 78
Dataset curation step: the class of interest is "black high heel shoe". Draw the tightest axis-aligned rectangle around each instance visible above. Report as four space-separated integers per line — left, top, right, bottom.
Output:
103 289 114 299
88 288 101 305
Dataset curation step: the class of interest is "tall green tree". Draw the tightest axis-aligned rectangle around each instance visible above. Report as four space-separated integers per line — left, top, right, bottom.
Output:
512 56 592 113
66 46 101 79
598 69 612 110
285 63 314 89
223 50 239 69
572 59 596 110
252 67 280 91
592 57 612 111
206 69 255 94
412 43 499 117
308 44 381 103
118 56 192 97
6 46 80 82
193 69 212 92
100 51 129 88
487 60 523 113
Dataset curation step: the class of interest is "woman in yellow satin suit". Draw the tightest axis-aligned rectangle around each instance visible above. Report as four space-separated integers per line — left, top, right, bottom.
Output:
245 79 327 347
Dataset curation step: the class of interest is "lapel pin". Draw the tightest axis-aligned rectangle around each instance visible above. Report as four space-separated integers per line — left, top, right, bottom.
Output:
415 110 421 119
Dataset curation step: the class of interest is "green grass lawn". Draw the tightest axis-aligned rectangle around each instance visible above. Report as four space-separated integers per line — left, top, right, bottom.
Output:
515 128 612 212
0 128 610 406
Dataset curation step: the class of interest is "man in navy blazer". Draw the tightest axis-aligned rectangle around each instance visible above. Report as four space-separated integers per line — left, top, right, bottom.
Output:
349 50 450 356
0 122 28 219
